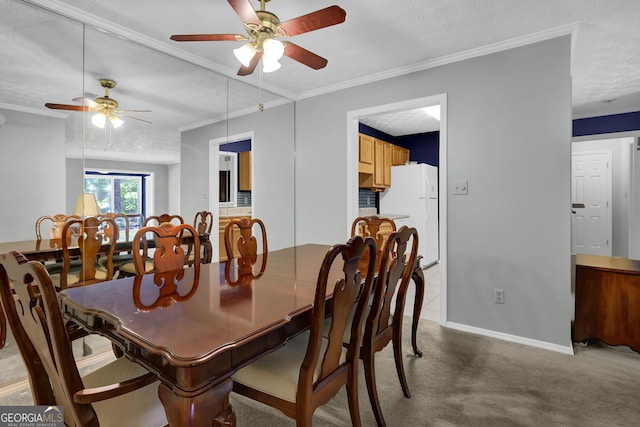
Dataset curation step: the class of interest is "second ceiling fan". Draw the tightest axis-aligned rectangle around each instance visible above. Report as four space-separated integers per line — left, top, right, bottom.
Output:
170 0 346 76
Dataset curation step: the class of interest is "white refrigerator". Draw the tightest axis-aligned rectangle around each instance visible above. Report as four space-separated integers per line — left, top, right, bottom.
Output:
379 164 439 268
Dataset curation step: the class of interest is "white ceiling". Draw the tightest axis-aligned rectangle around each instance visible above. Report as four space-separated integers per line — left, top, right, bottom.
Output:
2 0 639 162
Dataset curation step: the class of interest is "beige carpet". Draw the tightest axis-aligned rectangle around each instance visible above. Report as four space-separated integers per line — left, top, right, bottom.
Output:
231 320 640 426
3 319 640 426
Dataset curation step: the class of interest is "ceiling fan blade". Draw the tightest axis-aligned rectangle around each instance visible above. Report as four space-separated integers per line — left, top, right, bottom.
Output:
237 51 262 76
170 34 240 42
280 5 346 36
227 0 260 25
45 103 88 112
121 114 152 124
283 43 328 70
116 109 152 113
72 97 99 108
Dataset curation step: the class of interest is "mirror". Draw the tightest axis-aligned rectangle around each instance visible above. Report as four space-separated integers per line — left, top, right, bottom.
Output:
0 0 295 391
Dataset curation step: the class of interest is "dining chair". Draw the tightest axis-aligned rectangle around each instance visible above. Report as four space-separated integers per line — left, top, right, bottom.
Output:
35 213 81 241
51 217 119 290
144 213 184 227
351 215 397 274
185 210 213 265
118 215 185 276
0 251 167 427
361 225 419 427
232 235 377 426
35 213 81 274
224 217 268 267
97 213 133 270
132 222 200 275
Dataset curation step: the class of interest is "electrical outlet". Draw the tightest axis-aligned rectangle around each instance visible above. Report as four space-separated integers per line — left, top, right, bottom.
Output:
494 289 505 304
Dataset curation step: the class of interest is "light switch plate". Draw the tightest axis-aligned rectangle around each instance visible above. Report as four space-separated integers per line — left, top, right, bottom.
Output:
453 180 468 195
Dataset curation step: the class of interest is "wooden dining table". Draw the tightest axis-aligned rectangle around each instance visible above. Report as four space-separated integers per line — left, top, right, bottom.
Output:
57 243 426 426
0 232 212 264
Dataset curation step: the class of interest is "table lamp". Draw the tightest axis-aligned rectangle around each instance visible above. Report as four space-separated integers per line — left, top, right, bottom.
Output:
72 193 100 217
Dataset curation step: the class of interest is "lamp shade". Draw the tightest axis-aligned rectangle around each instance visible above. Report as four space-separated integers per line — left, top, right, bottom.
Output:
91 113 106 128
234 42 257 67
72 193 100 217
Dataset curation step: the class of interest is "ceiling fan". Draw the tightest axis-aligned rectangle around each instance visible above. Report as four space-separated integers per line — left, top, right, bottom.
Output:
45 79 151 128
170 0 346 76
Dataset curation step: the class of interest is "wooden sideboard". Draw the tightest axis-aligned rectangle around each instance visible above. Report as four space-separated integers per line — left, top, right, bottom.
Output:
573 254 640 352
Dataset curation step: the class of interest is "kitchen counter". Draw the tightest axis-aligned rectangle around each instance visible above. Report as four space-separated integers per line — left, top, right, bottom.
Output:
357 208 409 221
219 207 252 218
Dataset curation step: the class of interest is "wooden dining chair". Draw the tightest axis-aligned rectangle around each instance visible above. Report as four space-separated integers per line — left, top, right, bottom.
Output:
232 235 377 426
351 215 396 274
35 213 81 241
97 213 134 270
0 251 167 427
224 217 268 267
144 213 184 227
361 225 419 427
50 217 118 290
35 213 81 274
132 222 200 275
185 210 213 265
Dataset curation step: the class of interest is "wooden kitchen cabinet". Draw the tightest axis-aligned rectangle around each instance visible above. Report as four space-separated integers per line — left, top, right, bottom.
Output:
239 151 252 191
358 134 375 174
358 133 409 191
392 145 410 166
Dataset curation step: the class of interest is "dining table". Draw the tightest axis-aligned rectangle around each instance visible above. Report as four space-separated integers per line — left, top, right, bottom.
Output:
0 232 212 264
57 243 425 426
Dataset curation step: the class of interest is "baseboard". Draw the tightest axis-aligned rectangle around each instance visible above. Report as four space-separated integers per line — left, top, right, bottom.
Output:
445 321 575 355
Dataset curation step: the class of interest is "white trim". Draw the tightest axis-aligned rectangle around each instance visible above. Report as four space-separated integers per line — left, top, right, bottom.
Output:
446 322 575 355
346 93 448 326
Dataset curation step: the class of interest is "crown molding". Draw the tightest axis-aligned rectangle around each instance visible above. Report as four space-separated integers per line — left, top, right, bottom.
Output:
295 22 578 101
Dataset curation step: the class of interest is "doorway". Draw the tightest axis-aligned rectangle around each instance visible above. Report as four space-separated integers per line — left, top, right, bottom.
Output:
347 94 448 325
571 150 612 256
209 132 254 261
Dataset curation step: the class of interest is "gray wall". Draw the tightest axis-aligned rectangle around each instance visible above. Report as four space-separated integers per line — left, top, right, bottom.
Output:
0 108 66 241
293 37 572 349
181 102 295 252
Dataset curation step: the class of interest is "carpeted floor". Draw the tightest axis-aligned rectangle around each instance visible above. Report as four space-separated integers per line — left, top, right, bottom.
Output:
2 319 640 426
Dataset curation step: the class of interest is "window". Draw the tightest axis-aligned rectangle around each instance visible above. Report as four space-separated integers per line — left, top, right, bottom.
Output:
84 171 148 219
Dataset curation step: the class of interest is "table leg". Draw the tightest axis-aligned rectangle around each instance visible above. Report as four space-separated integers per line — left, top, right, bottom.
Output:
410 258 425 357
158 378 236 427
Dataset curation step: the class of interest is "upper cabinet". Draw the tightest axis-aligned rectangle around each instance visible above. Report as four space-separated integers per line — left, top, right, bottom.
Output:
358 133 409 191
239 151 252 191
392 145 410 167
358 134 375 174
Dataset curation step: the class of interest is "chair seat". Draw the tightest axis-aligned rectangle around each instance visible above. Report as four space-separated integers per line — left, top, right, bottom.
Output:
82 356 167 427
44 259 82 275
50 264 108 288
233 331 346 403
98 253 135 268
117 260 154 276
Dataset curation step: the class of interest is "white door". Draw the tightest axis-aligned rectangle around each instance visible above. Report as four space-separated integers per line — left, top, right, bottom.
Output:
571 151 612 256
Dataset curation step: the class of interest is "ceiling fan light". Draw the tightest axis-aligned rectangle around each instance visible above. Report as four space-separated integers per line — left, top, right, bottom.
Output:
109 115 124 128
234 42 257 67
263 38 284 61
91 113 106 128
262 58 281 73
